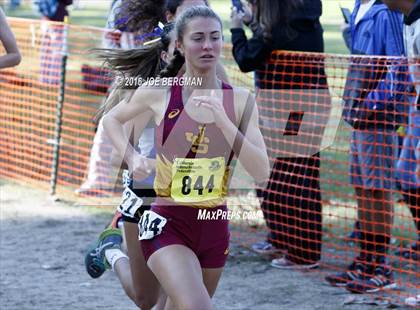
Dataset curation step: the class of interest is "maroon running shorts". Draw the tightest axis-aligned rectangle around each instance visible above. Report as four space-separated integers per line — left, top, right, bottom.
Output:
141 198 230 268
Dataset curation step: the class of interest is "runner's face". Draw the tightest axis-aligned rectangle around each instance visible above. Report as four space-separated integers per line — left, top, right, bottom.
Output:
179 17 222 72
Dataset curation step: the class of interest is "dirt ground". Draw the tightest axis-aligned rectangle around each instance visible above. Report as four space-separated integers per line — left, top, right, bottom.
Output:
0 181 414 310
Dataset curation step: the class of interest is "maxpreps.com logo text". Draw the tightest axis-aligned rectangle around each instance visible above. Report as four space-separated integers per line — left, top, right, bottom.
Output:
197 209 263 220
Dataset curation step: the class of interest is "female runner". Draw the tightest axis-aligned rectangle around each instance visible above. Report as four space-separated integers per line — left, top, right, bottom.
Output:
103 6 269 309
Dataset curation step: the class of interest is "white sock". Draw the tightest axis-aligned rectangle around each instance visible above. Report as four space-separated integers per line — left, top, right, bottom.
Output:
105 249 128 271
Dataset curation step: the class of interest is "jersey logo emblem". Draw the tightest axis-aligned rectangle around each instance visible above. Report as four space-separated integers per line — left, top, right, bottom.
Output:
209 160 221 171
168 109 180 119
185 125 209 154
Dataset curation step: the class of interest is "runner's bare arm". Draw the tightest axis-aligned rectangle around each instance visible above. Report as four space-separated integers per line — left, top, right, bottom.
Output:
231 89 269 183
110 110 155 168
196 88 269 183
0 8 21 69
103 85 167 171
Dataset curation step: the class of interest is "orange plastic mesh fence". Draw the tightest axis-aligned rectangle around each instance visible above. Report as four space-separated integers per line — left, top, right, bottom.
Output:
1 18 116 196
1 18 419 302
223 47 419 301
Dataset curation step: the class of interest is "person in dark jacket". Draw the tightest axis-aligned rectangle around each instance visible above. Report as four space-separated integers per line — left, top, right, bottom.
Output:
231 0 326 269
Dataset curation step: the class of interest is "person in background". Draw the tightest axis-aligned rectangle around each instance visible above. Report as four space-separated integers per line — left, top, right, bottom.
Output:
35 0 73 84
84 24 174 310
0 7 21 69
39 0 73 22
102 0 166 49
76 0 159 195
231 0 326 270
102 0 123 49
9 0 21 10
383 0 420 262
326 0 407 294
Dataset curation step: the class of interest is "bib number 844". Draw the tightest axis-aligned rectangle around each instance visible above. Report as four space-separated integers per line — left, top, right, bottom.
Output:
181 174 214 196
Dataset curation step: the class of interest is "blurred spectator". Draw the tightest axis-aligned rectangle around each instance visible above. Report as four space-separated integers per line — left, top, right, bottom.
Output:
103 0 133 49
35 0 72 22
326 0 407 293
35 0 73 84
0 7 21 69
231 0 326 269
384 0 420 261
9 0 21 9
103 0 167 49
103 0 119 48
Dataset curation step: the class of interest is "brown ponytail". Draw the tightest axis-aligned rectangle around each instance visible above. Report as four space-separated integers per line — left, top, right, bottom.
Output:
92 42 163 125
93 42 163 82
92 23 176 124
159 49 185 78
94 44 168 122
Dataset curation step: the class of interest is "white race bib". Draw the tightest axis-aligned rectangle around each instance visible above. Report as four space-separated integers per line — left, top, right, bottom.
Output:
118 187 143 218
122 170 132 187
138 210 167 240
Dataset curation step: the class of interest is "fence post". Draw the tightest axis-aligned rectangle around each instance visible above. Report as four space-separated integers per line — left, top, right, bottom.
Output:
49 19 69 196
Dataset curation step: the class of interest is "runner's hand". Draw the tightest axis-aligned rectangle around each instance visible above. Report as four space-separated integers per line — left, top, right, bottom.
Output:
193 92 232 130
230 7 245 28
240 0 253 24
129 153 155 181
